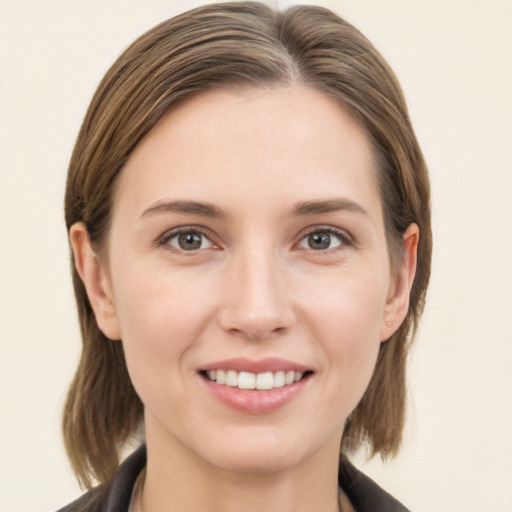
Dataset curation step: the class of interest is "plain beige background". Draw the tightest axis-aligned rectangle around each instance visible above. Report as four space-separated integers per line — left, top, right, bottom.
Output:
1 0 511 510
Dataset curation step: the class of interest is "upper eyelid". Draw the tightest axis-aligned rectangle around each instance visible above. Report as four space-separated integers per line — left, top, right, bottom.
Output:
157 225 217 246
296 225 354 243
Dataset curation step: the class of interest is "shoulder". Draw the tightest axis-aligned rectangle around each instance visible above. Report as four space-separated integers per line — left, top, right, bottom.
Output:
56 485 109 512
56 446 146 512
338 457 410 512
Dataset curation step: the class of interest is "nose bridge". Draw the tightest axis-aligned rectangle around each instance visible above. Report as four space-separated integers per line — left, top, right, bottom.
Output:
219 240 293 340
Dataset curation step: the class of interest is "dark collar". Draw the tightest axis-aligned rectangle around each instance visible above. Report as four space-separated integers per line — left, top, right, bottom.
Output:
338 455 410 512
57 445 410 512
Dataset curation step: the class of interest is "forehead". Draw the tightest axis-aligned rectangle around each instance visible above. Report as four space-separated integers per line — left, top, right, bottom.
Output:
114 85 381 218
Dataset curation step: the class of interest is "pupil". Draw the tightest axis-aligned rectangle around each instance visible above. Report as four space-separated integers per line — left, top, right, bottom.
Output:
309 232 330 250
179 232 202 250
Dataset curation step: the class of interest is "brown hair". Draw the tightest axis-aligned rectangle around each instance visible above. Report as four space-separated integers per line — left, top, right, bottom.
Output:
63 1 431 489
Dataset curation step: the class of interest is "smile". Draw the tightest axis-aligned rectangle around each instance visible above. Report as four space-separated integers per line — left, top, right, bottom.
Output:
204 370 307 390
198 358 313 413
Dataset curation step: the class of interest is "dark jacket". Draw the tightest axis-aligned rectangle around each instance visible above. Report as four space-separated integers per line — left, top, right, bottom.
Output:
57 445 410 512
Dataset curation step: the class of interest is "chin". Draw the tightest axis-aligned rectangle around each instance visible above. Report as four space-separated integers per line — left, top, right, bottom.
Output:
198 430 316 475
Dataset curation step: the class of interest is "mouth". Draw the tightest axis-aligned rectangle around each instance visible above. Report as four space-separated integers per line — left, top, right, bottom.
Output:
200 369 313 391
197 358 313 413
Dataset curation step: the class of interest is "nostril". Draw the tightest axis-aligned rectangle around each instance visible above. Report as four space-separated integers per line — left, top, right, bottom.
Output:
245 325 287 341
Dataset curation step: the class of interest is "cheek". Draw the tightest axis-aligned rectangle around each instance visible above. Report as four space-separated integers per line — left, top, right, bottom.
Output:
305 264 389 342
110 265 216 397
113 261 215 338
305 270 388 406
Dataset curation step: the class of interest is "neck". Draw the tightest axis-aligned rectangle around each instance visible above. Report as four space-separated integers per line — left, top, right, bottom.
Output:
138 419 344 512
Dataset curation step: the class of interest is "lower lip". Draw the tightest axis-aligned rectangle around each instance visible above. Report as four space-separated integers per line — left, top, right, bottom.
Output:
200 374 311 414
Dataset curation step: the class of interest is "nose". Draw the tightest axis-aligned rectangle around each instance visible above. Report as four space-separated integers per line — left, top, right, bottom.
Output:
217 246 295 341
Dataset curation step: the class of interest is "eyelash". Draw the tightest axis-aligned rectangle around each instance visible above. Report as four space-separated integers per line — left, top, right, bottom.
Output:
157 227 217 253
156 225 354 254
296 226 354 253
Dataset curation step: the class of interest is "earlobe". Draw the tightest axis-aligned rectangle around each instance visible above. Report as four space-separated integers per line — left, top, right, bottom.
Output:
69 223 122 341
380 223 419 341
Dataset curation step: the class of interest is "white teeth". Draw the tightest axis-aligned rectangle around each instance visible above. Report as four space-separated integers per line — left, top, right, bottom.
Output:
256 372 274 390
205 369 307 390
225 370 238 387
274 370 285 388
238 371 256 390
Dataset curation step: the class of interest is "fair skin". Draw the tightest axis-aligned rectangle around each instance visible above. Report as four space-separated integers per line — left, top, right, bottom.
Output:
71 85 418 512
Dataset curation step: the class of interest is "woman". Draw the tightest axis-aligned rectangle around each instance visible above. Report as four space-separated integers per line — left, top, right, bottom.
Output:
59 2 431 511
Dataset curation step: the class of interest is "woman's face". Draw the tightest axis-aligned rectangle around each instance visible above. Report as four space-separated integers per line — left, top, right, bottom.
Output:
77 85 415 474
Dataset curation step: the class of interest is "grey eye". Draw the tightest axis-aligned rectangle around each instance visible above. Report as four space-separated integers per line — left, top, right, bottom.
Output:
299 231 342 251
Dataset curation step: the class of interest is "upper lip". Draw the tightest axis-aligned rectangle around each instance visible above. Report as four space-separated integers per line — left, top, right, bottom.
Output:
199 357 311 374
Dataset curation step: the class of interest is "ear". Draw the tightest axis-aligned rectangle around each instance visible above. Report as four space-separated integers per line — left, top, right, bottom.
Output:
380 223 419 342
69 222 121 340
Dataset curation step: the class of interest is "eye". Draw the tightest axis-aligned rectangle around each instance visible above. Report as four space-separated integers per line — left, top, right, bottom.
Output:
163 230 214 251
298 229 346 251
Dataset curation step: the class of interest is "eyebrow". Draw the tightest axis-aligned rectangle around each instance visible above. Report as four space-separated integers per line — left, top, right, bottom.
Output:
290 198 368 217
140 197 367 220
141 200 226 219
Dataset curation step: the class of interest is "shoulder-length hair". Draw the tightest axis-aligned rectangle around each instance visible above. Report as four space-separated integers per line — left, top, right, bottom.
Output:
63 1 431 489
